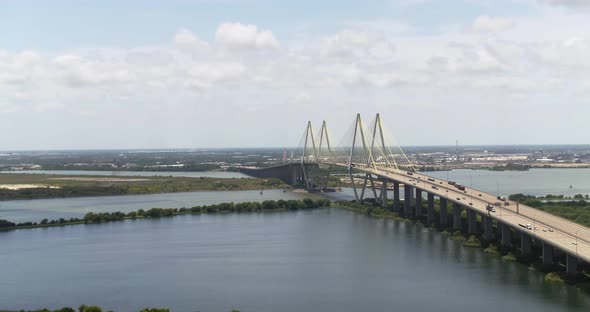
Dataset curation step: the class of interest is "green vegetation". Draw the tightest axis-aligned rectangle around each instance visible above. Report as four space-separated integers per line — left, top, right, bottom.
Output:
0 307 205 312
545 272 565 283
331 200 410 221
463 235 482 248
509 193 590 227
451 230 467 242
501 253 517 262
0 173 287 201
490 163 530 171
483 244 501 256
0 198 331 232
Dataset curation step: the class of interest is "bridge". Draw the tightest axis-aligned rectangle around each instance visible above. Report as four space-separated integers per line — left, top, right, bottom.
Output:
241 113 590 275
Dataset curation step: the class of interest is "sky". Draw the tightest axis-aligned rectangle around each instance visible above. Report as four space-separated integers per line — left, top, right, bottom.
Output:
1 0 590 150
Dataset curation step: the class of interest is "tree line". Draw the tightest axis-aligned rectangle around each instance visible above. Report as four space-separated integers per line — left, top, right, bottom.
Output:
0 198 332 230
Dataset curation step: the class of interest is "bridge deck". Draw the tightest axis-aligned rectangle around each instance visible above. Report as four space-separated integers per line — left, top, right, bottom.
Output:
324 162 590 263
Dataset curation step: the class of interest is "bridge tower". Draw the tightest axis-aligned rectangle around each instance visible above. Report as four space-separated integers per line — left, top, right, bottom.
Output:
300 121 317 190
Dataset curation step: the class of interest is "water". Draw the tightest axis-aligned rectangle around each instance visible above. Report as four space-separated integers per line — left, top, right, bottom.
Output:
0 170 250 179
0 190 314 223
426 168 590 197
1 208 588 311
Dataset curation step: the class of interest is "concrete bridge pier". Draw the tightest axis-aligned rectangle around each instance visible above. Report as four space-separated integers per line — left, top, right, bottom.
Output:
404 185 413 218
381 179 387 208
415 189 423 218
392 182 400 212
521 232 532 256
467 209 477 234
501 224 512 248
542 243 554 265
567 254 578 275
440 197 448 226
427 193 435 225
483 215 494 241
453 203 462 230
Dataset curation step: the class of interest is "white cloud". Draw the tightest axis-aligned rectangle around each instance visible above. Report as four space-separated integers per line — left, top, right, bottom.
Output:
187 62 246 89
538 0 590 8
215 22 279 49
472 15 514 33
3 16 590 148
173 28 210 51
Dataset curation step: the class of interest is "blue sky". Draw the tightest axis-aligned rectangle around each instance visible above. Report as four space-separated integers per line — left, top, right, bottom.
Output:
1 0 589 149
1 0 539 50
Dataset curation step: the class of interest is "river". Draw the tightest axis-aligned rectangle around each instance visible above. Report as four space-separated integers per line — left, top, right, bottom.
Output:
426 168 590 197
1 208 589 311
2 168 590 223
0 190 315 223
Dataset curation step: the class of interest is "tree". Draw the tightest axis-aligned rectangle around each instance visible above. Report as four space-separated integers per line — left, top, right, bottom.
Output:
0 219 15 228
41 218 48 224
78 305 102 312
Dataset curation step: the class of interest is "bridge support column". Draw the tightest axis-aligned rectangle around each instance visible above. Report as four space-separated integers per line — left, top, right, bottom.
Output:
381 179 387 208
501 224 512 248
467 209 477 234
415 189 422 218
392 182 400 212
427 193 435 225
567 254 578 275
521 232 532 256
404 185 413 218
440 197 448 226
483 215 494 241
543 243 554 265
453 203 462 230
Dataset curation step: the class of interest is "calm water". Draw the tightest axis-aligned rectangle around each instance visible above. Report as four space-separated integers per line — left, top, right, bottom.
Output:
0 190 315 223
0 170 250 179
1 208 589 311
427 168 590 197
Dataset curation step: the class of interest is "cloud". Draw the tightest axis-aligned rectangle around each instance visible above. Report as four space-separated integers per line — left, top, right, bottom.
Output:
173 28 210 51
187 62 246 89
538 0 590 8
472 15 514 33
215 22 279 49
52 54 135 88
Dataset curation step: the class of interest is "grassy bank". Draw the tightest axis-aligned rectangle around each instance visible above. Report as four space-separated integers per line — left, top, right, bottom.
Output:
509 193 590 227
0 173 286 201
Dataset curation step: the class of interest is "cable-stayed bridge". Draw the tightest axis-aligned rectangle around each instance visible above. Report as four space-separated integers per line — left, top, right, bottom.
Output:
239 113 590 274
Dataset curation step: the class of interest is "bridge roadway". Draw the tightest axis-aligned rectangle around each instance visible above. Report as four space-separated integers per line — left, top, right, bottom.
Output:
327 162 590 264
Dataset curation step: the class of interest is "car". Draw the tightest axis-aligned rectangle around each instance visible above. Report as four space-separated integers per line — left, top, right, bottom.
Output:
491 208 496 213
548 228 554 232
462 197 466 200
469 202 473 206
526 224 532 230
456 197 461 200
440 182 443 184
407 172 413 176
478 194 482 197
